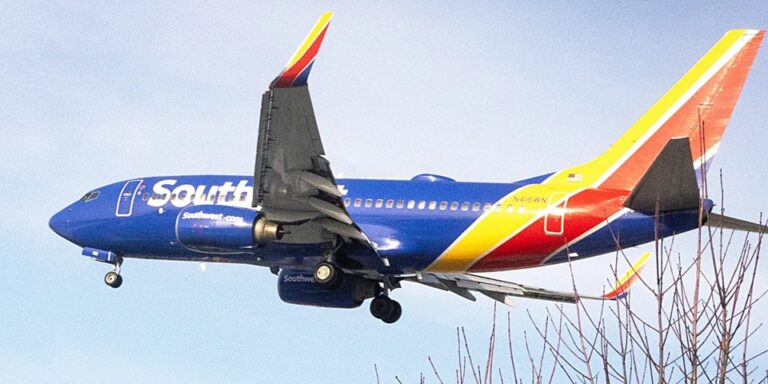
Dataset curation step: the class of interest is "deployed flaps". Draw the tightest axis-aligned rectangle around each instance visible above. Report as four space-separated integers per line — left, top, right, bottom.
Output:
253 86 326 210
308 197 352 225
301 171 342 198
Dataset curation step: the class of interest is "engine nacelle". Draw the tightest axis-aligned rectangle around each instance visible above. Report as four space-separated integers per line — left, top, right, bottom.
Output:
176 205 282 252
277 270 378 308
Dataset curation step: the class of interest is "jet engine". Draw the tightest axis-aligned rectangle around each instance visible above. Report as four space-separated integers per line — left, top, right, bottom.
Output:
176 205 282 252
277 270 378 308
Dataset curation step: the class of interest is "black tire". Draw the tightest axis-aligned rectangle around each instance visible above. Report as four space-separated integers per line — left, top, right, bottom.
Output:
313 262 338 286
382 300 402 324
369 296 393 319
113 274 123 288
104 271 122 288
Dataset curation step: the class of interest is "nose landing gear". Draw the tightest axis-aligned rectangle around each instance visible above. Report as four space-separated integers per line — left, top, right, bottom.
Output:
104 258 123 288
104 271 123 288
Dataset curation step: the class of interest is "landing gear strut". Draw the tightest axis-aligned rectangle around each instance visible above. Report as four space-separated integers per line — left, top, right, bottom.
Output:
370 295 402 323
104 258 123 288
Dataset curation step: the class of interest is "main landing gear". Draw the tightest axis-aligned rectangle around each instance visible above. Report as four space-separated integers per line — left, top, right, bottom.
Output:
314 246 402 323
370 295 402 324
313 248 341 286
104 258 123 288
313 261 339 286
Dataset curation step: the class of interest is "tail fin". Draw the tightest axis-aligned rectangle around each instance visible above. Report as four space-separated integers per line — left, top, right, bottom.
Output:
548 29 764 192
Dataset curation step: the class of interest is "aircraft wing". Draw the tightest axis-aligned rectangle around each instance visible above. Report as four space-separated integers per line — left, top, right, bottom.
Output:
251 12 385 270
410 252 651 305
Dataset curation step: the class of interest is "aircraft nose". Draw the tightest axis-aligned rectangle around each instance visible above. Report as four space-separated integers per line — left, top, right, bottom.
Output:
49 207 75 242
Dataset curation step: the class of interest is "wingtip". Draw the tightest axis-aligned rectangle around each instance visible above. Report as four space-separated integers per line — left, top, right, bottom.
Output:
602 252 651 300
270 12 334 89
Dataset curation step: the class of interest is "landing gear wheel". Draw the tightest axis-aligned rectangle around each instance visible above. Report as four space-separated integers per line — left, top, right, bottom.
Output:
313 262 338 286
382 300 402 324
370 296 402 323
104 271 123 288
370 296 393 319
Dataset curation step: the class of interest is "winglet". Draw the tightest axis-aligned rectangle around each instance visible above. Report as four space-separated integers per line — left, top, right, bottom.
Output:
270 12 333 89
602 252 651 300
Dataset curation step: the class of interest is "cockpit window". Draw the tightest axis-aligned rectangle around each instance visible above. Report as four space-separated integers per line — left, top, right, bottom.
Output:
80 191 100 202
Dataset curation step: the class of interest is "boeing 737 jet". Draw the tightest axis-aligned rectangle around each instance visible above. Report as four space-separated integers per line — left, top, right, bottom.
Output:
50 13 765 323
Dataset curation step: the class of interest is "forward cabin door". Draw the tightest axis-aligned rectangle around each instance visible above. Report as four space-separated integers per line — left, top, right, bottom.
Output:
544 192 568 236
115 179 143 217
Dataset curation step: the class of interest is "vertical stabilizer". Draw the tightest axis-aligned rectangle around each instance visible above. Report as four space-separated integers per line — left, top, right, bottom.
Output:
548 29 764 192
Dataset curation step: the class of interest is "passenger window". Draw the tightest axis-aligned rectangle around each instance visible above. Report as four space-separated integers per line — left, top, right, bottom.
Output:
375 199 383 208
354 198 362 207
507 205 515 213
171 193 177 200
396 200 404 209
428 201 437 210
344 198 351 207
483 203 492 212
386 199 394 208
495 204 502 212
240 193 248 202
418 201 426 210
142 193 149 201
226 194 235 202
461 202 469 211
208 194 215 202
407 200 416 209
439 201 448 210
472 202 481 212
365 199 373 208
518 206 526 213
450 202 459 211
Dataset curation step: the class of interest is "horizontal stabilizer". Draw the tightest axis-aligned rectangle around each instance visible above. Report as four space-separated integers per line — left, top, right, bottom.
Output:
707 213 768 233
624 138 700 213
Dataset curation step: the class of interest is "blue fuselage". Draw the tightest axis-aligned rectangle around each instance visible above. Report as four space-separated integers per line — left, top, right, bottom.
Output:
50 174 708 274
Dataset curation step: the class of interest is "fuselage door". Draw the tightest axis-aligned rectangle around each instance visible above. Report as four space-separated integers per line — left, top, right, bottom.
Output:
544 192 568 236
115 179 143 217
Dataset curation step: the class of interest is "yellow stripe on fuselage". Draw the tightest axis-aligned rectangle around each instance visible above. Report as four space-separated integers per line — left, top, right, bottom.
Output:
284 12 333 69
426 184 553 271
427 30 751 272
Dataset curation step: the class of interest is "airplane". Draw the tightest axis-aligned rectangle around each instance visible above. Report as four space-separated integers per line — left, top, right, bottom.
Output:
49 13 765 323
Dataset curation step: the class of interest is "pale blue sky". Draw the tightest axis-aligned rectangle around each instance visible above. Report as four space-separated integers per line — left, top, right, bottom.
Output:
2 2 767 383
